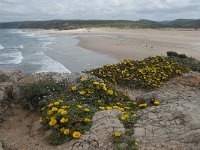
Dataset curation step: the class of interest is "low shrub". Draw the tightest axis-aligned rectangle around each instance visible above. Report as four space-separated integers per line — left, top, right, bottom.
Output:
21 80 66 110
167 51 200 72
86 56 189 89
113 115 139 150
39 77 161 145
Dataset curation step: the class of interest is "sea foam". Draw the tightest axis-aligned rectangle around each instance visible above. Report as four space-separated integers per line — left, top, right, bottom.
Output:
34 54 71 73
0 44 4 50
0 51 24 65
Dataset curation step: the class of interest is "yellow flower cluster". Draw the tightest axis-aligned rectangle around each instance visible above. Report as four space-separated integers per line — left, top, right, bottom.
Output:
87 56 189 89
40 99 94 140
70 78 130 108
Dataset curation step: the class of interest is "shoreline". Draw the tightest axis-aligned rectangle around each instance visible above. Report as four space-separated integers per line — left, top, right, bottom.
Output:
40 28 200 60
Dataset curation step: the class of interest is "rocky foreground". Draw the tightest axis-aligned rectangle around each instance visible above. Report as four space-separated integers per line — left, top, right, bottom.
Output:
0 69 200 150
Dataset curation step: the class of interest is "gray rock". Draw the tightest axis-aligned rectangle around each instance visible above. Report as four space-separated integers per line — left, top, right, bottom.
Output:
58 110 125 150
0 68 23 83
134 90 200 150
135 92 158 105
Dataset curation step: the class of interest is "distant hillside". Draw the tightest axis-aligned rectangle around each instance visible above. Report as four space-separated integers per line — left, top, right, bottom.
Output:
0 19 199 29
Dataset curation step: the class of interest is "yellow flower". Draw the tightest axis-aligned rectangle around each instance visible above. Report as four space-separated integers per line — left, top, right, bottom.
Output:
84 108 90 112
176 70 181 75
117 107 125 112
124 107 130 110
60 117 68 123
76 104 83 108
58 109 68 115
120 116 128 121
54 101 60 105
48 110 53 115
93 81 99 85
71 86 77 91
80 77 87 82
84 118 91 123
80 90 86 95
73 131 81 138
102 85 107 91
39 117 43 123
63 129 70 135
117 102 122 106
60 127 65 133
107 90 114 95
51 107 58 112
153 100 160 105
62 105 70 109
114 131 122 137
113 106 119 109
88 90 94 94
139 103 148 108
99 106 105 110
123 113 129 118
132 102 137 105
97 99 102 103
49 118 57 126
57 99 64 103
48 103 53 107
106 106 113 110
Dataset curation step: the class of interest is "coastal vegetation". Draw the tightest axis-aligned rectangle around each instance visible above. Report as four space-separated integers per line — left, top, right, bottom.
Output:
19 54 193 148
87 56 189 89
0 19 200 29
167 51 200 72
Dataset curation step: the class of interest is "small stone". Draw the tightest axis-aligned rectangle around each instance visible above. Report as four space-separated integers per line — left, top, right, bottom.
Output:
135 92 158 105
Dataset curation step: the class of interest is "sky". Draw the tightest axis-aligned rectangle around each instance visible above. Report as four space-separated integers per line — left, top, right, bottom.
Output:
0 0 200 22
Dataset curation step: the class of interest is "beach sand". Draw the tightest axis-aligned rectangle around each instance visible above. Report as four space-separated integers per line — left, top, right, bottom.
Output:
43 28 200 60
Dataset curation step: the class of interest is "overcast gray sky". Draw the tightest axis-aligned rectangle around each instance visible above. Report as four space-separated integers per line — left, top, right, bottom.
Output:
0 0 200 22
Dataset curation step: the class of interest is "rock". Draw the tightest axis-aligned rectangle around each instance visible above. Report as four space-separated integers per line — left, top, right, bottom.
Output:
0 69 24 83
135 92 158 105
0 74 9 82
134 90 200 150
58 110 125 150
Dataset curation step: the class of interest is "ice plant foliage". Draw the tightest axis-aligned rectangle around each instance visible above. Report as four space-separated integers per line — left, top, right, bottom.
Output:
87 56 189 89
39 77 146 144
37 56 182 145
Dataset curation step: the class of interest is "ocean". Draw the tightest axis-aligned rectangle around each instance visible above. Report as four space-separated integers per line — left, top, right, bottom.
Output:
0 29 117 73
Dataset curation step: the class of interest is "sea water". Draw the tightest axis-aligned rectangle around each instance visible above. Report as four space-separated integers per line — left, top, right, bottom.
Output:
0 29 117 73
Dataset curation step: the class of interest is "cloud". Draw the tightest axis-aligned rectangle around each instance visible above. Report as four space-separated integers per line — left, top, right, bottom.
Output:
0 0 199 22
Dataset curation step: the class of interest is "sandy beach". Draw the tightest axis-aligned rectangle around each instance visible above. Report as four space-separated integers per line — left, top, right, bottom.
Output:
43 28 200 60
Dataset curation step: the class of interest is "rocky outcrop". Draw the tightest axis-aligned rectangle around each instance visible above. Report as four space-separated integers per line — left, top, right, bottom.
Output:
0 69 200 150
58 109 125 150
134 86 200 150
